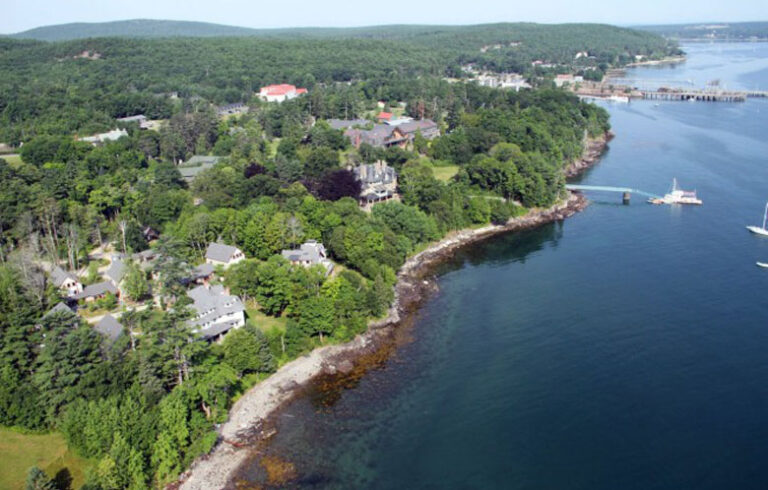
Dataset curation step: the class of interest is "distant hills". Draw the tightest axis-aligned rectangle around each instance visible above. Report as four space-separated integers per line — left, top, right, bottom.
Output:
636 21 768 40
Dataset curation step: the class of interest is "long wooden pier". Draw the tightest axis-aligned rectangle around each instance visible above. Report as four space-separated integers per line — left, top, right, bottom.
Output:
642 90 746 102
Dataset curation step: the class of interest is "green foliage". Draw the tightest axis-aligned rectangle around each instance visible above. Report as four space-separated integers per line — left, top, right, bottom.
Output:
25 466 55 490
221 325 276 376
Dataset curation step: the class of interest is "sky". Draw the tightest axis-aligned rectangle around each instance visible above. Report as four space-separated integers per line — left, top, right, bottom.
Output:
3 0 768 34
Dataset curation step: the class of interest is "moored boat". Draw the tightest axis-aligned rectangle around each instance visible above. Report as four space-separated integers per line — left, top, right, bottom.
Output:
648 178 702 205
757 262 768 268
746 202 768 236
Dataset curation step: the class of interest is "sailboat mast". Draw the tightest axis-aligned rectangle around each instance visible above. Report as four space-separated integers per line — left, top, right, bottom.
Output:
763 201 768 230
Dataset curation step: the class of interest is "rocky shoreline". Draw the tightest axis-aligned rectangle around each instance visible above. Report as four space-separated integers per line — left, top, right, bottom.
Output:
176 136 608 490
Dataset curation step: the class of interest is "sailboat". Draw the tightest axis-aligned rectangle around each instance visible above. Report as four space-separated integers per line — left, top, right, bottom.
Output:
746 202 768 236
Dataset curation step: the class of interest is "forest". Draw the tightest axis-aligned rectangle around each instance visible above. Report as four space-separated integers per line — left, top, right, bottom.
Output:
0 24 615 489
0 23 674 143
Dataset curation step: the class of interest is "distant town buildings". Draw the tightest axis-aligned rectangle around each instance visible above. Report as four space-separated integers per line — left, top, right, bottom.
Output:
554 74 584 87
116 114 152 129
259 84 308 103
205 242 245 268
187 284 245 339
281 240 334 275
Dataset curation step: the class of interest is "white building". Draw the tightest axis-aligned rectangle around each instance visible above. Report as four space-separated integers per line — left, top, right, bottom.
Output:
187 285 245 340
79 129 129 145
50 266 83 297
205 242 245 268
258 84 308 103
281 240 334 275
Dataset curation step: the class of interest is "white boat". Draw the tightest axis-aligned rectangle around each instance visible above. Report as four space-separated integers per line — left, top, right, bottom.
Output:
648 178 702 205
757 262 768 268
746 202 768 236
608 95 630 103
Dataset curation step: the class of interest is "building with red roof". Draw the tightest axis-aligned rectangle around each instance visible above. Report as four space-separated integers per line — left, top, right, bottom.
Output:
259 84 308 102
377 111 393 121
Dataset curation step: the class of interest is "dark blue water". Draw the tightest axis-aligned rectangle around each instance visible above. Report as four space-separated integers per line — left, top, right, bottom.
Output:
233 43 768 489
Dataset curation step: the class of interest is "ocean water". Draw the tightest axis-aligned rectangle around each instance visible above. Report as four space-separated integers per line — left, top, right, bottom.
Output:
232 43 768 489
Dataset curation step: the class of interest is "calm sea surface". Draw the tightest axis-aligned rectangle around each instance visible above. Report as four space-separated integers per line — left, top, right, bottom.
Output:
233 43 768 489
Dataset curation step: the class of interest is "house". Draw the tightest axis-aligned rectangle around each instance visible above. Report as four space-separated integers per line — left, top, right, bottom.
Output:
178 156 222 183
43 302 76 319
383 117 413 126
259 84 308 103
397 119 440 140
78 129 129 145
117 114 151 129
73 281 119 302
327 119 370 130
205 242 245 268
353 161 398 206
190 263 215 285
50 266 83 297
217 103 248 117
377 111 393 122
281 240 334 275
344 125 409 149
344 119 439 149
554 74 575 87
105 256 126 287
187 285 245 339
94 314 124 344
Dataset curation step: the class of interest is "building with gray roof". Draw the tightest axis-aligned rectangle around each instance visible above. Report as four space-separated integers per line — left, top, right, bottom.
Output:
205 242 245 268
178 156 223 182
281 240 334 275
73 281 118 301
327 119 371 130
187 285 245 340
95 314 124 343
353 161 398 206
43 302 76 319
50 266 83 296
105 257 126 285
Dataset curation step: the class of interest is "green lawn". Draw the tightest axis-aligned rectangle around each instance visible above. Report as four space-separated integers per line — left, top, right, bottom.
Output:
245 301 288 333
432 164 459 182
2 154 23 167
0 428 91 490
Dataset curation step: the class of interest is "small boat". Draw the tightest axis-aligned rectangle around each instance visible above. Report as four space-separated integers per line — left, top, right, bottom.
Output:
746 202 768 236
757 262 768 268
648 178 702 205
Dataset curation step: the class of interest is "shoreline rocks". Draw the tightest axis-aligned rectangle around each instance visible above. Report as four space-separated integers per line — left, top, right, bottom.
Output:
176 135 608 490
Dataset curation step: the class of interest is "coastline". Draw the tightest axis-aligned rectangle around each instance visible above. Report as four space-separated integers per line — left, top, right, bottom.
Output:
624 55 686 67
176 134 609 490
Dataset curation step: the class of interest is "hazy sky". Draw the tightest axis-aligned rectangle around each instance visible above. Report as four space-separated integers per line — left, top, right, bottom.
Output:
3 0 767 34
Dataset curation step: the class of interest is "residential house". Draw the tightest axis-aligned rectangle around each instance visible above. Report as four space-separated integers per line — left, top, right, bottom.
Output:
344 124 408 149
217 103 248 117
94 314 124 344
190 263 215 285
142 226 160 241
281 240 334 275
43 302 76 319
73 281 119 302
50 266 83 297
187 285 245 340
259 84 308 103
178 155 222 183
78 129 129 145
344 119 439 149
377 111 393 122
397 119 440 140
117 114 151 129
353 161 398 206
105 256 126 292
205 242 245 268
383 117 413 126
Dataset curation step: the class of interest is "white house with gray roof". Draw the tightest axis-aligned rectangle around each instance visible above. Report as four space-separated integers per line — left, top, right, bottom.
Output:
50 266 83 297
73 281 119 302
281 240 334 275
187 284 245 340
205 242 245 268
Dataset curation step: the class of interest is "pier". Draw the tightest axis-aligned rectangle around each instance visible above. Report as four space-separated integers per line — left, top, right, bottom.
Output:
566 184 661 203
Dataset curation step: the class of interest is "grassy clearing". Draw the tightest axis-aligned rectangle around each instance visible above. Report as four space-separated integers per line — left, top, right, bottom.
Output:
0 427 91 490
2 154 23 167
432 164 459 182
245 302 288 333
